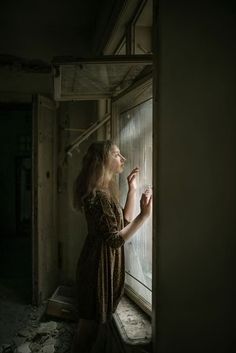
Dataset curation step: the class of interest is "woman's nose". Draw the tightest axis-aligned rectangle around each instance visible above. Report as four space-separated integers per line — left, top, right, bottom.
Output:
120 153 126 161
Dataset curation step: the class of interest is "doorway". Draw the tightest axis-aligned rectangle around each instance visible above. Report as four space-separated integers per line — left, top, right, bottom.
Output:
0 103 32 303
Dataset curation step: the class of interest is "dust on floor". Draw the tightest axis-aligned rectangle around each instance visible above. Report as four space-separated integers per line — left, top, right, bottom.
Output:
0 283 76 353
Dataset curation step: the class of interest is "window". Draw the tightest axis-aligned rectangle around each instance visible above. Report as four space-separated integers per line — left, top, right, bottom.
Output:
103 0 153 56
108 1 153 312
113 80 152 313
132 0 153 54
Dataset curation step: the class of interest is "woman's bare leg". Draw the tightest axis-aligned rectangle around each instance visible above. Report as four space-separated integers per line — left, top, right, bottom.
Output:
71 319 99 353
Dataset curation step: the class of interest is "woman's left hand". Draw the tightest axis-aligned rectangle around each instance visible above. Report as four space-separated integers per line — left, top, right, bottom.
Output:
127 167 139 192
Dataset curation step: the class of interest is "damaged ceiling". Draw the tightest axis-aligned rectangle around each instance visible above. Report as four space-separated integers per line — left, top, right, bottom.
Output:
0 0 126 71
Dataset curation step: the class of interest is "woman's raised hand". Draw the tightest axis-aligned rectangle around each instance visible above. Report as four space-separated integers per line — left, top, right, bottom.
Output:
127 167 139 192
140 191 152 219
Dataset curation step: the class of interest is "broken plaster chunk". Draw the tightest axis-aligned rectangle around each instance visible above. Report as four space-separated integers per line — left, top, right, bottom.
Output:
37 322 57 335
15 343 31 353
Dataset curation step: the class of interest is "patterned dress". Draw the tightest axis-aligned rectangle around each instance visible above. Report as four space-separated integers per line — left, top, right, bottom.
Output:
76 190 127 323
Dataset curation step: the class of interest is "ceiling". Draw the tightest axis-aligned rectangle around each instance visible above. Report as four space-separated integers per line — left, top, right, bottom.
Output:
0 0 125 64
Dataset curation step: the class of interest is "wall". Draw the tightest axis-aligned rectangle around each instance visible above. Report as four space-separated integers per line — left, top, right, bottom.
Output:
57 100 98 283
155 1 236 352
0 1 101 62
0 68 52 102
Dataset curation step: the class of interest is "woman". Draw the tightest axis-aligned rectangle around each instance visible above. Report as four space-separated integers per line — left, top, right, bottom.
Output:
71 140 152 353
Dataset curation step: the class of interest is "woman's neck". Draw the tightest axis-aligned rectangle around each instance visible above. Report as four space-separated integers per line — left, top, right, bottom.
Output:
97 172 113 189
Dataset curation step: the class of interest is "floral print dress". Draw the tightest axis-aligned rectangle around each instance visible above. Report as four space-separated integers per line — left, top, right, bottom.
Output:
76 190 127 323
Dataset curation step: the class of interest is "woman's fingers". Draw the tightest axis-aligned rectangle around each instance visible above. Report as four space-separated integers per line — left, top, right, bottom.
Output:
141 192 152 206
128 167 139 177
140 192 149 204
128 172 138 180
148 194 153 206
127 167 139 184
140 193 152 217
127 173 136 182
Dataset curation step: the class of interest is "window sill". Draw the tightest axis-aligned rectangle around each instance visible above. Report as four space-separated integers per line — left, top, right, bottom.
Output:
113 295 152 346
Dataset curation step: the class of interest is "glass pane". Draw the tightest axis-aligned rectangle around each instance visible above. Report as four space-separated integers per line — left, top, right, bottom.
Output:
60 62 148 99
119 98 152 305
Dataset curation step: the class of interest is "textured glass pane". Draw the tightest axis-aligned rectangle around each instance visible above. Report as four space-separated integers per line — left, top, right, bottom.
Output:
61 63 148 98
119 98 152 305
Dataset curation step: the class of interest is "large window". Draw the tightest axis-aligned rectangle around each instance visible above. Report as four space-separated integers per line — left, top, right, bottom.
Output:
114 81 152 312
101 0 153 314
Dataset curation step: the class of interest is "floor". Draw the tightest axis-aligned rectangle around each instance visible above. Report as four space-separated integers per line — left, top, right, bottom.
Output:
0 280 76 353
0 237 76 353
0 237 151 353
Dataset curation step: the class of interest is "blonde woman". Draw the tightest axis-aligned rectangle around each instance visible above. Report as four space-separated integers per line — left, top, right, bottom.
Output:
71 140 152 353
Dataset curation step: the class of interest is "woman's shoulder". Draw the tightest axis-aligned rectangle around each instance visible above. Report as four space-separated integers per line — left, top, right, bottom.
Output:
95 189 113 204
84 189 112 206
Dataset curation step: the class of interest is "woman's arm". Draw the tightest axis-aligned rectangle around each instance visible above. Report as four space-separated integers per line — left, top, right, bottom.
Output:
120 192 152 242
123 167 139 222
90 190 152 249
123 189 136 222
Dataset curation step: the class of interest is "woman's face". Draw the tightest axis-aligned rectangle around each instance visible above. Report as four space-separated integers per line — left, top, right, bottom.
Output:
107 145 126 174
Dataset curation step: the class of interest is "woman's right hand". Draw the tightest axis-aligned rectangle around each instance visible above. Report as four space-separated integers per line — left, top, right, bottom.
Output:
140 192 152 219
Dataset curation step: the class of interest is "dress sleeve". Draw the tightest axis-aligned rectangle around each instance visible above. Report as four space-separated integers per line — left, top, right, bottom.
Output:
92 192 125 249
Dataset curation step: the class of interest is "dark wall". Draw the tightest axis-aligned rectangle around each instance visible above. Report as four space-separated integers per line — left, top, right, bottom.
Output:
0 105 32 237
156 0 236 352
0 1 103 61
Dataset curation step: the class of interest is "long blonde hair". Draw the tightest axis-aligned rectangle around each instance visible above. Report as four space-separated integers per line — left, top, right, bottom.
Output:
73 140 118 211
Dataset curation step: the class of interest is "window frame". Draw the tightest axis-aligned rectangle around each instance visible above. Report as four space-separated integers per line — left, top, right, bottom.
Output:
130 0 153 55
109 0 152 56
111 76 153 316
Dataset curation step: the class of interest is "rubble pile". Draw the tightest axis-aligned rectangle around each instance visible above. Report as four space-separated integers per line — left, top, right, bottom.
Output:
0 319 75 353
0 289 75 353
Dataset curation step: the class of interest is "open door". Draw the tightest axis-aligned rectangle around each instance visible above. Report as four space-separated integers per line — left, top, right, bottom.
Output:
32 95 58 305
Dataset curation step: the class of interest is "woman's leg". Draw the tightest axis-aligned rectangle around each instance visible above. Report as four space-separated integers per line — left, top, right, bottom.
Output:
71 318 99 353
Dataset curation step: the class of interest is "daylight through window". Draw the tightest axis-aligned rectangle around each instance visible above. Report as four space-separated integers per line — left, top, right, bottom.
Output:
119 97 152 308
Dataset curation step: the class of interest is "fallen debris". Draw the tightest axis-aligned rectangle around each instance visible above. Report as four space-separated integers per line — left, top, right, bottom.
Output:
0 287 75 353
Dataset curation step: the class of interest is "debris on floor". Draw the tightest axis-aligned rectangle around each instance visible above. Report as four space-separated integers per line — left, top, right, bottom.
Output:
0 320 75 353
0 284 75 353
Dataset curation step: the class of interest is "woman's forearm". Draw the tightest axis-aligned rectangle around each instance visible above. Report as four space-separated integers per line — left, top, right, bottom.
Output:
119 212 147 242
123 190 136 222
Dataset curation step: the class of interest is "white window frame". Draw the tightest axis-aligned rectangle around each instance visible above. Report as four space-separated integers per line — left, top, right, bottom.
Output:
112 76 153 316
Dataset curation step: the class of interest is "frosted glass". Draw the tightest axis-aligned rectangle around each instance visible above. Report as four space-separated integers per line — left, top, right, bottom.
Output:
119 98 152 305
61 63 148 98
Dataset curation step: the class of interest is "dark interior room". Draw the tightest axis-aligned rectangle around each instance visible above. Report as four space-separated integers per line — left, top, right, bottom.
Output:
0 1 235 352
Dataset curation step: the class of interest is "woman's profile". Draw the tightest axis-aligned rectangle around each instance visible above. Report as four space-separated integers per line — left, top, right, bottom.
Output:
71 140 152 353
